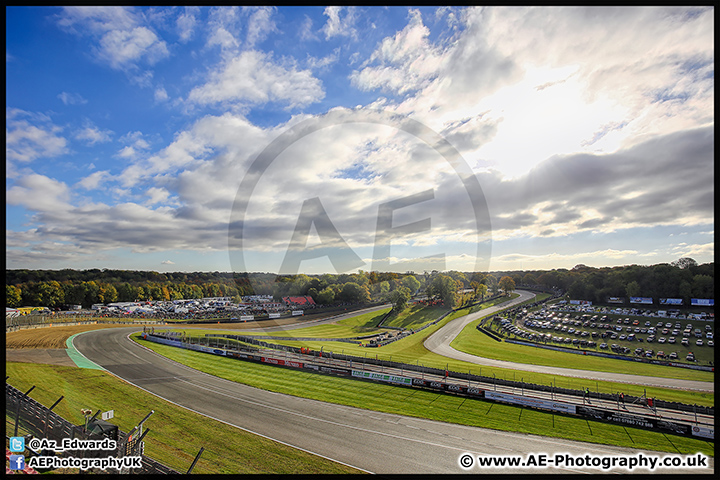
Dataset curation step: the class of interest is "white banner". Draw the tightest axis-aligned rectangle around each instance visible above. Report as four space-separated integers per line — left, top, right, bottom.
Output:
691 425 714 440
240 315 254 321
484 391 576 414
268 313 281 318
292 310 304 316
351 370 412 385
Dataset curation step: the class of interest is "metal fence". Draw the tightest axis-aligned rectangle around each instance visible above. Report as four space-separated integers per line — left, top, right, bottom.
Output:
6 383 178 474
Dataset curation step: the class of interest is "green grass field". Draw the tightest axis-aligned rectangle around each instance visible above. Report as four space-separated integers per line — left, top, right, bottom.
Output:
382 304 448 329
5 362 363 475
128 334 714 458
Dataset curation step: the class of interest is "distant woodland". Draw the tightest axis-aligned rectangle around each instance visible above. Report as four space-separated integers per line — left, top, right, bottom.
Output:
5 258 714 309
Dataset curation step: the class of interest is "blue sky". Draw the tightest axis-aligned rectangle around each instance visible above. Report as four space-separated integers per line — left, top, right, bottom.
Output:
6 6 715 274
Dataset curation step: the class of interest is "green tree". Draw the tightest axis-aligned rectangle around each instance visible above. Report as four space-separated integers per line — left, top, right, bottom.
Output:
340 282 371 303
427 274 459 308
401 275 421 294
477 283 488 301
98 283 118 304
625 280 641 298
672 257 698 269
6 285 22 307
316 286 336 304
388 287 411 314
38 281 65 308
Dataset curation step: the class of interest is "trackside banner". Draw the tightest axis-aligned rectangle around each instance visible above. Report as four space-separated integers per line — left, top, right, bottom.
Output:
691 425 714 439
261 357 304 368
484 391 576 414
351 370 412 385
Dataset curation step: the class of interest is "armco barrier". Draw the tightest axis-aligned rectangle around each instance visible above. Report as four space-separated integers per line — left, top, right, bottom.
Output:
142 333 713 440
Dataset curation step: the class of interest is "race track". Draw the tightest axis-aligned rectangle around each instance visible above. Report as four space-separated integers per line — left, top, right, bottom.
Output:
73 327 713 474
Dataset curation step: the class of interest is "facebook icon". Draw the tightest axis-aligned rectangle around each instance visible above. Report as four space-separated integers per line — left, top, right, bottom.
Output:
9 455 25 470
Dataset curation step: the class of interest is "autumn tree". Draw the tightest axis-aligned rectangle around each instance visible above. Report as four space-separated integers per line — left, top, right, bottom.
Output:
498 276 516 296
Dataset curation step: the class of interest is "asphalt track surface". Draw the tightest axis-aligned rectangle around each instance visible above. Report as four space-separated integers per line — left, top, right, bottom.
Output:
73 327 713 474
425 291 714 393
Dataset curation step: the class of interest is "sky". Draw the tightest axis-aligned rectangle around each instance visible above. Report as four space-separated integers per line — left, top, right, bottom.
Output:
5 6 715 275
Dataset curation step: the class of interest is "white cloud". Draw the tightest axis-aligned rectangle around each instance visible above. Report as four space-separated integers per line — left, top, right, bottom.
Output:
57 92 88 105
154 86 169 102
74 124 113 145
351 9 447 95
56 6 169 73
187 50 324 109
244 6 276 47
5 109 68 167
205 6 241 53
321 6 357 40
77 170 111 190
6 173 73 213
176 6 199 43
145 186 172 205
299 15 318 41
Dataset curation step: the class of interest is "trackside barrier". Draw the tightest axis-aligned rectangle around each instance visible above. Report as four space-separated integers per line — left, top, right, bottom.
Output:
142 333 713 439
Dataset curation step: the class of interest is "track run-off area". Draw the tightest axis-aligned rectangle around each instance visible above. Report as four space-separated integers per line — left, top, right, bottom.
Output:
68 290 714 474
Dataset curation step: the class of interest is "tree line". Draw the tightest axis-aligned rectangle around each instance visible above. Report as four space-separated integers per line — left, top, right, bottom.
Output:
5 258 712 310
